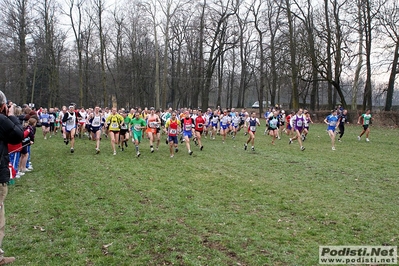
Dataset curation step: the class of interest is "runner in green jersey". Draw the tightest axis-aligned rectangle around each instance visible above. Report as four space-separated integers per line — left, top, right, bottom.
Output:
129 112 147 157
357 109 373 142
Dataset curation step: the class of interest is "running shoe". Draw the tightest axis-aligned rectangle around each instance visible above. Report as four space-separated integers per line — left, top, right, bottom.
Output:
96 148 100 154
289 138 292 144
200 146 204 151
137 152 141 157
300 146 305 151
175 148 179 153
357 136 361 141
251 146 255 151
151 147 154 153
113 151 116 155
189 150 193 155
332 147 336 150
366 138 370 142
70 148 74 153
244 143 248 150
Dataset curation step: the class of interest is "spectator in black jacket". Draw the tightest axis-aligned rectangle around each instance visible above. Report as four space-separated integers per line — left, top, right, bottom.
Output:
0 91 24 265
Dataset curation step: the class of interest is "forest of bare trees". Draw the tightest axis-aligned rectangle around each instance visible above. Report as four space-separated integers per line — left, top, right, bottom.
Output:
0 0 398 113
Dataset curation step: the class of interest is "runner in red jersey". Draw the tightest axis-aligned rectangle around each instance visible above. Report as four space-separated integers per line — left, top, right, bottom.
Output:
194 109 205 151
165 112 181 157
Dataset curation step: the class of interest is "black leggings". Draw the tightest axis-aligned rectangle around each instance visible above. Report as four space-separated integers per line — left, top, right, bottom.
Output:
338 124 345 139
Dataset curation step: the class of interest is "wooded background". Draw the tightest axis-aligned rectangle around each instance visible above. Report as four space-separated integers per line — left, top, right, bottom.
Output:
0 0 398 114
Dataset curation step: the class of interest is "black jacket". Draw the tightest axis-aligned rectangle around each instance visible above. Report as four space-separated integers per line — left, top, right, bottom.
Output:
0 114 24 183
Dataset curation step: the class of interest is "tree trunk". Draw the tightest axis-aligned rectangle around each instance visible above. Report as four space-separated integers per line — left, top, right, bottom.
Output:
384 41 399 111
286 0 299 109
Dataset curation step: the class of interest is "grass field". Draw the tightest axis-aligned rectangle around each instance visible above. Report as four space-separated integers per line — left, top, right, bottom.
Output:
5 123 399 265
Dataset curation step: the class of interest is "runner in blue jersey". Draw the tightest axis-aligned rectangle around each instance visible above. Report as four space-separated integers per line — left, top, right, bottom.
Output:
324 109 339 150
40 108 51 139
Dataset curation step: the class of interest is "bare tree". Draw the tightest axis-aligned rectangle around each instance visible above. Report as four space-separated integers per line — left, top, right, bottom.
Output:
292 0 319 110
201 0 238 110
140 0 161 109
65 0 86 107
0 0 30 103
91 0 108 106
250 0 267 114
33 0 66 107
283 0 300 109
352 0 364 110
378 0 399 111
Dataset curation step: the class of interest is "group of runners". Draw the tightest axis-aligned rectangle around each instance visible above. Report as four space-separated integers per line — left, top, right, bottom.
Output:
35 104 373 157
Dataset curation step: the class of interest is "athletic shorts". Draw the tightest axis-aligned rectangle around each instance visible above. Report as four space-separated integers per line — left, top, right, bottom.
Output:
133 132 142 142
21 145 29 155
363 125 369 130
168 136 178 143
327 126 335 132
109 130 120 134
120 129 128 135
220 124 228 130
286 124 292 130
42 123 50 128
91 127 101 134
65 126 76 133
183 131 192 139
295 127 304 132
146 128 157 134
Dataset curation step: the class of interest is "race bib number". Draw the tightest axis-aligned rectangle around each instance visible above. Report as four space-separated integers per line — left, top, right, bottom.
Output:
198 123 203 128
134 125 142 131
329 121 336 126
92 117 101 127
169 129 177 134
250 126 256 132
121 124 127 130
296 120 303 127
66 119 74 126
92 120 101 127
150 122 157 128
112 123 118 128
185 125 192 131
